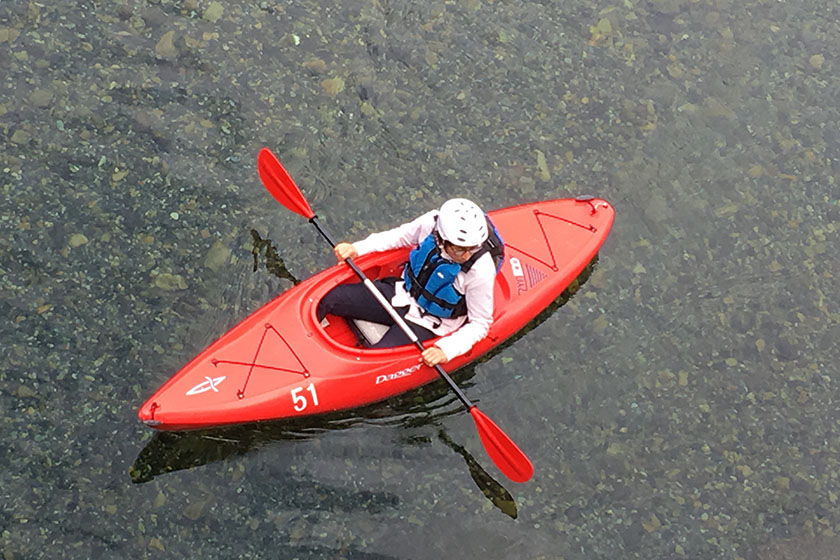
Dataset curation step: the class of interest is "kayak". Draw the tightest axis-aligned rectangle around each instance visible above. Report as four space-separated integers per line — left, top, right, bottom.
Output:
138 197 614 430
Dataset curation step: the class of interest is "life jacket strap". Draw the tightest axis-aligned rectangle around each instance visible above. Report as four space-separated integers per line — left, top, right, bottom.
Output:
405 262 467 317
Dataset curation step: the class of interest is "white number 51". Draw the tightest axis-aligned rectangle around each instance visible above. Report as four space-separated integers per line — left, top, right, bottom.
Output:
291 383 319 411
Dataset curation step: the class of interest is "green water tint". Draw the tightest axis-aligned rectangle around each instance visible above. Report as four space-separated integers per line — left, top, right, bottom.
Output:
4 0 839 556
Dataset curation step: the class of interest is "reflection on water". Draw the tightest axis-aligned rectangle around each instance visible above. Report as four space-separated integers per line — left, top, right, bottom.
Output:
438 430 518 519
250 229 301 285
128 396 460 485
130 259 595 524
130 405 519 518
130 367 516 513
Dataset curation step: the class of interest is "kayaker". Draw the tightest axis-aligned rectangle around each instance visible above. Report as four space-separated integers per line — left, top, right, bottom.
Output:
317 198 502 368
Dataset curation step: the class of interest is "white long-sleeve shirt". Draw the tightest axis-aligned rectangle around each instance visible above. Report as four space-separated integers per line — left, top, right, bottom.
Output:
353 210 495 361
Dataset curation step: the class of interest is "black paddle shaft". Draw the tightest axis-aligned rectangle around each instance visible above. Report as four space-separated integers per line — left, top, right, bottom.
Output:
309 216 475 409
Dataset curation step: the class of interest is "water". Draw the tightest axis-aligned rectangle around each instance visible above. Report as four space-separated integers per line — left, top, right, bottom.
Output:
2 0 838 558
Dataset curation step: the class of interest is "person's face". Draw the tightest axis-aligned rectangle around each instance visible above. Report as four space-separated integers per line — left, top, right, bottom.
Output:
444 241 480 263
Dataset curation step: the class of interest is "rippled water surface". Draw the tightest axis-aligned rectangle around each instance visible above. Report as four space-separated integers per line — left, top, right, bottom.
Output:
2 0 838 558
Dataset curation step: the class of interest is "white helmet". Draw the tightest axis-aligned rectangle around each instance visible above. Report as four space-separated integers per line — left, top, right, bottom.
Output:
436 198 488 247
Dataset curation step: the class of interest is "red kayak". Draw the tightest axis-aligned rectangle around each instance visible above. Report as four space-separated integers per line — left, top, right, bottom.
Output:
138 197 614 431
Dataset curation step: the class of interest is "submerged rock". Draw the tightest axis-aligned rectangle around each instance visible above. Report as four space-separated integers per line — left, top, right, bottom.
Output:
154 273 187 291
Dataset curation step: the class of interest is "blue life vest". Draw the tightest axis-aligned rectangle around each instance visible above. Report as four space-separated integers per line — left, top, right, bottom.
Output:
402 217 504 319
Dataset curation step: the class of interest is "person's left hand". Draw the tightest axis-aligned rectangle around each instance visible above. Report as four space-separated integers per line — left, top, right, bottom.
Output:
421 346 448 367
333 242 358 262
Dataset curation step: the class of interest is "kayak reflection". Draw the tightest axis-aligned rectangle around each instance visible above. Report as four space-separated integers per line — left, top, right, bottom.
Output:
129 378 519 516
130 258 597 507
129 369 478 485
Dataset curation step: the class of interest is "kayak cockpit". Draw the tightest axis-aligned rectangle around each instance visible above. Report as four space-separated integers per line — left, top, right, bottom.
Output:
312 248 424 352
312 244 519 351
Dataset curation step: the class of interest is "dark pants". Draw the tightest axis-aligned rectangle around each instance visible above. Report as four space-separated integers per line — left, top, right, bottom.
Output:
317 279 437 348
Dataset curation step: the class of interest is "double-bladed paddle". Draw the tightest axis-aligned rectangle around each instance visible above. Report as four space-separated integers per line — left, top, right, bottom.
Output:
257 147 533 483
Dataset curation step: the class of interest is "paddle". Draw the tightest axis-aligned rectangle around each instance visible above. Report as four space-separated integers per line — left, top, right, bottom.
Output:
257 147 534 483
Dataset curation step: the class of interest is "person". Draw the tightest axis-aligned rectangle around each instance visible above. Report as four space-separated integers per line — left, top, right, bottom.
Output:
316 198 502 367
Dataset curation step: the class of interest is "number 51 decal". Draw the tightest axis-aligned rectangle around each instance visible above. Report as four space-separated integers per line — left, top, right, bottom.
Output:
291 383 320 411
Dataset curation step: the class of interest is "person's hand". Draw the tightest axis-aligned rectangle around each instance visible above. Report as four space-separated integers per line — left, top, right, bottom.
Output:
421 346 448 367
333 242 358 262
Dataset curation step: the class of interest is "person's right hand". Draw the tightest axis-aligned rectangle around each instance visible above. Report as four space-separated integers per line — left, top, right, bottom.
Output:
333 242 358 262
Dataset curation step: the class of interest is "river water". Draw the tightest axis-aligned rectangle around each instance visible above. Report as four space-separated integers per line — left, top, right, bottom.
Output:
2 0 838 558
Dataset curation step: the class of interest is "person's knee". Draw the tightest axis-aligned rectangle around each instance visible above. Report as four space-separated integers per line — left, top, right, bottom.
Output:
317 290 338 321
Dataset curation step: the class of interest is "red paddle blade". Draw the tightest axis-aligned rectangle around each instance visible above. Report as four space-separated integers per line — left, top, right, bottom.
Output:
470 407 534 483
257 147 315 219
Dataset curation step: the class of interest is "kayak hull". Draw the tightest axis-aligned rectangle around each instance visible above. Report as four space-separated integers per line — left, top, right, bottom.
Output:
138 197 614 430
